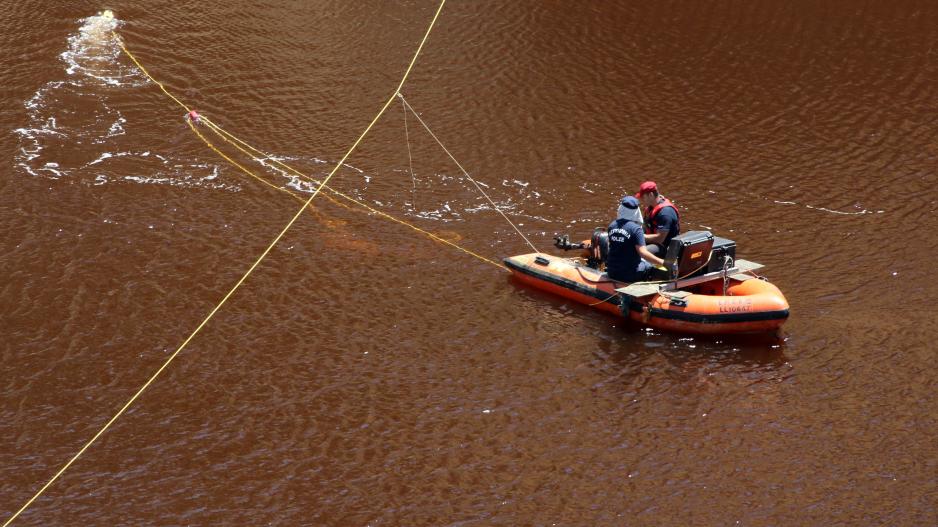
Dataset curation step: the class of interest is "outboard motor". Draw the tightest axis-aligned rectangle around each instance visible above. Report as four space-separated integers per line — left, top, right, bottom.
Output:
553 233 582 251
587 227 609 270
553 228 609 270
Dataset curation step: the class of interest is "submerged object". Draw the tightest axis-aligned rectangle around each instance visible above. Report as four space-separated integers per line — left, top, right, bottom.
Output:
505 231 789 335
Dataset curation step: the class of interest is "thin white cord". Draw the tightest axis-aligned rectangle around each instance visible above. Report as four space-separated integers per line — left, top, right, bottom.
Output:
397 93 540 253
401 97 419 212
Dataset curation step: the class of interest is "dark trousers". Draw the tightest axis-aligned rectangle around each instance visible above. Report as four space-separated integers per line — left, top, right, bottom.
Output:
607 260 652 283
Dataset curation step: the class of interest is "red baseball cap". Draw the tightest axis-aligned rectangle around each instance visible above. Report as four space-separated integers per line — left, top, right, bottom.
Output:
635 181 658 197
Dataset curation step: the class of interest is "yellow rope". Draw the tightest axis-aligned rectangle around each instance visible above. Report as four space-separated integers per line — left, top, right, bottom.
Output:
118 33 348 215
588 291 621 306
185 119 352 220
188 119 297 198
398 94 541 253
115 26 502 270
3 4 446 526
116 36 190 113
198 117 504 270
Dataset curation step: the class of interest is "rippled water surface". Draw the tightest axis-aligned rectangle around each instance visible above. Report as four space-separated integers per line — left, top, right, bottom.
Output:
2 1 937 525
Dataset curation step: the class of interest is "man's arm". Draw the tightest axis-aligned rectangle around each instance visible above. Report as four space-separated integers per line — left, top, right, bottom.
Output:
644 229 669 245
646 209 677 245
637 244 665 268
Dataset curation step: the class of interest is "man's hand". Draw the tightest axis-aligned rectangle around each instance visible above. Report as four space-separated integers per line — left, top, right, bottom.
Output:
637 244 665 268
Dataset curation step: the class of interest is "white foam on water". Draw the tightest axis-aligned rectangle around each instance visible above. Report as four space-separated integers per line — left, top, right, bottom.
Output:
59 12 143 88
229 156 561 228
40 163 65 179
122 174 241 192
86 151 120 166
14 12 236 192
768 196 882 215
106 115 126 137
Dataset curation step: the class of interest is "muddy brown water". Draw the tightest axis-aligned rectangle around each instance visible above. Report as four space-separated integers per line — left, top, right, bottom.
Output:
2 2 937 525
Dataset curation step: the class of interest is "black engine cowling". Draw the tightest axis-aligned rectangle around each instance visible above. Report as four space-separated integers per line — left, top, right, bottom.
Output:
587 228 609 269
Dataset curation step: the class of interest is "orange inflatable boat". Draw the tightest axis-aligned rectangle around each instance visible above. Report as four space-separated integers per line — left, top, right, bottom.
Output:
504 231 789 335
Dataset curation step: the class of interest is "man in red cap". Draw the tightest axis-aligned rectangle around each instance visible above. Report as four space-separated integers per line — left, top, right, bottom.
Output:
636 181 680 256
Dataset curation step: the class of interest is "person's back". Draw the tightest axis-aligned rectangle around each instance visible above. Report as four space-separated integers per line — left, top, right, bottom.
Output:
604 195 668 282
605 216 647 282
